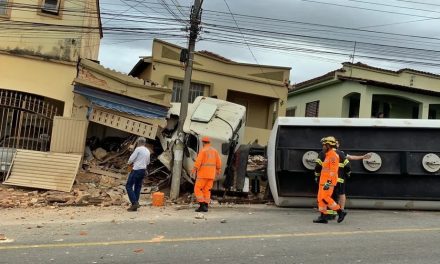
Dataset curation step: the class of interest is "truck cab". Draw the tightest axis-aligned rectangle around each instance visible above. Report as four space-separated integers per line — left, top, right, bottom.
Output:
158 96 247 188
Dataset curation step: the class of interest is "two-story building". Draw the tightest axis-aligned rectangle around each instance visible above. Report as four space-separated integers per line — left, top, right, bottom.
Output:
0 0 101 114
0 0 102 147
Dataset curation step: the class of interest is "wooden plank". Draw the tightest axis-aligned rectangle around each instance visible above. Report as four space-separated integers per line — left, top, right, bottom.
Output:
88 168 124 179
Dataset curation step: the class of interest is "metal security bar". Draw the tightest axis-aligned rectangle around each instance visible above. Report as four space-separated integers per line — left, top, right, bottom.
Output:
0 90 58 180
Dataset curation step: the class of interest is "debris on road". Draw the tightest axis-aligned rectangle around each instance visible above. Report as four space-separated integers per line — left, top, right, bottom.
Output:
195 213 205 219
133 249 144 254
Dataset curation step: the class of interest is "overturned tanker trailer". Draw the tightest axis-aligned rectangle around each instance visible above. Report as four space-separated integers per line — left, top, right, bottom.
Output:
267 117 440 210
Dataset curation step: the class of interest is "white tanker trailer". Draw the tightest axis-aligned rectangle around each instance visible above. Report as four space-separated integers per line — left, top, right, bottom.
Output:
267 117 440 210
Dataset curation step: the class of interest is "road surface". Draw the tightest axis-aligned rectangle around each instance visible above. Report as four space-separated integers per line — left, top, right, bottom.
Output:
1 204 440 263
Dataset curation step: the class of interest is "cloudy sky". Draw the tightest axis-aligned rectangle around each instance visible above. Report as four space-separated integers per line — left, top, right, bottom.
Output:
98 0 440 83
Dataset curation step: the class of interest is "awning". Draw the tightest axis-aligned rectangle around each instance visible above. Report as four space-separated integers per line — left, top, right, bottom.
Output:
74 85 168 119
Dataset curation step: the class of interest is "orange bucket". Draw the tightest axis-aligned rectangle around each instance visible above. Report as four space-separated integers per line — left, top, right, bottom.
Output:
152 192 165 207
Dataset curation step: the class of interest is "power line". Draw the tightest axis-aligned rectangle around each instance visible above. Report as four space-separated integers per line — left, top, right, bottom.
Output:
391 0 440 8
343 0 440 14
298 0 439 19
223 0 287 106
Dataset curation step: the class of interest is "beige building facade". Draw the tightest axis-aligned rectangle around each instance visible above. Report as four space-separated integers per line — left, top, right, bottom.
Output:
130 39 291 144
287 62 440 119
0 0 102 116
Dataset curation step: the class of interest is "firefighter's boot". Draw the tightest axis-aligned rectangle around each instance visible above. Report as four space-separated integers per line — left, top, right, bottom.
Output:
326 214 336 221
195 203 205 212
203 202 209 212
337 209 347 223
313 213 328 224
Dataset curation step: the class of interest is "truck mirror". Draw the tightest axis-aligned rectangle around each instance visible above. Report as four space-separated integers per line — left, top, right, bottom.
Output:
221 143 230 155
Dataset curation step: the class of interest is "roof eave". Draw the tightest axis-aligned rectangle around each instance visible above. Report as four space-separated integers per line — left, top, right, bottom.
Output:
288 78 341 96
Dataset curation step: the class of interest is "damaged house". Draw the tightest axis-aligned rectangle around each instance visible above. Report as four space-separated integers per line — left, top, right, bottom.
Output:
1 3 268 204
130 39 291 145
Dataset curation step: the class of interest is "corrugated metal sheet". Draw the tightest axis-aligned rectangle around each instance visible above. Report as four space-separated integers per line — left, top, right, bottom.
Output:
74 85 168 119
50 117 88 154
4 150 81 192
89 108 158 139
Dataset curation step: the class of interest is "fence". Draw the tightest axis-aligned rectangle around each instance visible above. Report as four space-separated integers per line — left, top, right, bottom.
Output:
0 89 58 179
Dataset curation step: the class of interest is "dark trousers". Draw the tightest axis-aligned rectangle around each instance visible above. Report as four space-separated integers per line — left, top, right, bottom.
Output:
126 169 146 205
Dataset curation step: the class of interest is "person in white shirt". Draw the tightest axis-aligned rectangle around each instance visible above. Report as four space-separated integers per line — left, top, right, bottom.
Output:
126 137 150 212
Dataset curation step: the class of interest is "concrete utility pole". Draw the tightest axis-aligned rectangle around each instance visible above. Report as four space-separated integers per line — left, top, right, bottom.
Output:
170 0 203 200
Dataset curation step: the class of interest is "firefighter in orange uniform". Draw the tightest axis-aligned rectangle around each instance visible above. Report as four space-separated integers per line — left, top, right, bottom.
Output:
191 136 222 212
313 136 347 224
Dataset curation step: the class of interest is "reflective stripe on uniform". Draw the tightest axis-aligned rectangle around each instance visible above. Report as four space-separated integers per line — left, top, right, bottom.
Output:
201 163 217 167
337 178 345 183
339 159 349 167
316 159 323 165
326 210 337 215
315 172 320 177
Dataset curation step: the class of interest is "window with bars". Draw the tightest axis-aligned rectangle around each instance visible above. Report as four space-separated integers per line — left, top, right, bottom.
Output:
171 80 208 103
286 107 296 117
305 101 319 117
0 0 9 16
41 0 61 15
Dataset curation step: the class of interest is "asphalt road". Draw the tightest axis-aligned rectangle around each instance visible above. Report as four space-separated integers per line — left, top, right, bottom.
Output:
1 205 440 264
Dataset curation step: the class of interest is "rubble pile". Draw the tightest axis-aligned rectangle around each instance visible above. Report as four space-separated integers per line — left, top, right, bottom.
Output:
247 155 267 171
0 136 172 209
0 136 273 208
0 170 160 208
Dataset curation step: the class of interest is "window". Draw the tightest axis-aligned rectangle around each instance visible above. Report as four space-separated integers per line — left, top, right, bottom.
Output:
0 0 10 17
428 109 436 119
305 101 319 117
41 0 61 15
286 107 296 117
171 80 209 103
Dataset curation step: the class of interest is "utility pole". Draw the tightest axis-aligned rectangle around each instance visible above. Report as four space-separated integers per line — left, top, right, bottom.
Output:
170 0 203 200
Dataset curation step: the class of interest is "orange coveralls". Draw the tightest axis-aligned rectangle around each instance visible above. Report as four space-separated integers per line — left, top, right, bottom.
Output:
192 144 222 203
317 148 341 214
